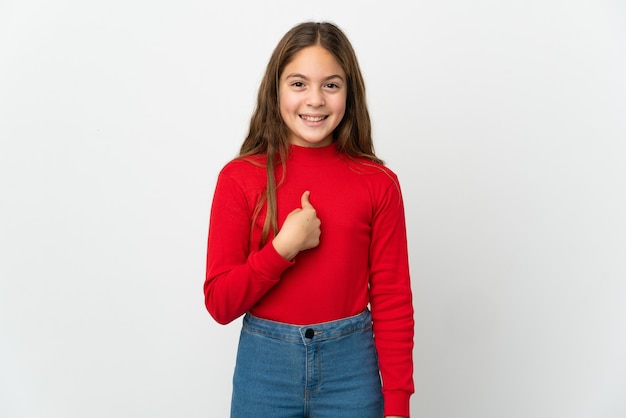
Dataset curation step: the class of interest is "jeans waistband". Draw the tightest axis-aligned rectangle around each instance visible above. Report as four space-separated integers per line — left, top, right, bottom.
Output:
242 309 372 343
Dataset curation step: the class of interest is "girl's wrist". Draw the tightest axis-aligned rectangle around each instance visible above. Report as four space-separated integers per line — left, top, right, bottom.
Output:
271 236 298 261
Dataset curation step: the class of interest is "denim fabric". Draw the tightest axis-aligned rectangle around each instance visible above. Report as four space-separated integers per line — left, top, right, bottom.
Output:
231 309 384 418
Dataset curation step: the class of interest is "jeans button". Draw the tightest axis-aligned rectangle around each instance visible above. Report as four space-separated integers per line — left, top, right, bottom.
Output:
304 328 314 339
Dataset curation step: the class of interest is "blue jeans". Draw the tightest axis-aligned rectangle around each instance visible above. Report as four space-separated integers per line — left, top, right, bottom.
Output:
231 309 384 418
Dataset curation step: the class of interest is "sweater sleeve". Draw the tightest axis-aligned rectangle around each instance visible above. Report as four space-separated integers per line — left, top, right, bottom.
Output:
368 174 415 417
204 165 293 325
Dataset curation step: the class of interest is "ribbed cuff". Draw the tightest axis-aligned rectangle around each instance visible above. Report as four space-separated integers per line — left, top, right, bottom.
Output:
383 390 411 418
251 241 294 280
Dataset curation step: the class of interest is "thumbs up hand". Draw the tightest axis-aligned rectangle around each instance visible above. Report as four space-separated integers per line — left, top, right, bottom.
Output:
272 191 321 260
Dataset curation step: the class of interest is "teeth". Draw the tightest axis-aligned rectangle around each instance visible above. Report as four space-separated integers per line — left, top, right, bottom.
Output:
301 115 326 122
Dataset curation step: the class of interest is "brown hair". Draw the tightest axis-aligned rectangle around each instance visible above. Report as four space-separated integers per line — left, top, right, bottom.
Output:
239 21 383 246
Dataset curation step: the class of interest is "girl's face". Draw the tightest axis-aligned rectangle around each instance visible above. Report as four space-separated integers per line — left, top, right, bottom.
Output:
279 45 347 148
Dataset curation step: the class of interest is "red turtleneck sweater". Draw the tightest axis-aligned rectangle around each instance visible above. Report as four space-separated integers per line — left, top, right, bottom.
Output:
204 143 414 416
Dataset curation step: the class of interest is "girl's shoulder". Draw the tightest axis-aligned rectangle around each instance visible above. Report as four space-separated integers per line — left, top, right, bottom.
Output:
340 156 403 202
220 154 266 173
217 154 267 184
341 155 399 182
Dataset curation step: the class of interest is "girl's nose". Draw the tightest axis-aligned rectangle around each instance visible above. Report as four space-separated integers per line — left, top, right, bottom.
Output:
306 88 325 107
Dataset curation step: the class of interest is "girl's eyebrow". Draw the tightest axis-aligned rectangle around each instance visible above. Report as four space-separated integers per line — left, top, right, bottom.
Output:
285 73 345 82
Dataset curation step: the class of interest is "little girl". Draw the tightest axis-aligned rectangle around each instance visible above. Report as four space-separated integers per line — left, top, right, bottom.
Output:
204 21 414 418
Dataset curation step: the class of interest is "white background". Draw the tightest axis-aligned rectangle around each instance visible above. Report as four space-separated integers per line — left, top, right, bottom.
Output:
1 1 625 417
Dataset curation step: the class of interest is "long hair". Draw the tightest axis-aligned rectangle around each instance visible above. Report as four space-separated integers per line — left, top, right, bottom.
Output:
239 21 382 246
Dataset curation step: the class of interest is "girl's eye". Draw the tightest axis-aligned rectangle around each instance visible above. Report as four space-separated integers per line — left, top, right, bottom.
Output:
325 83 339 89
291 82 305 88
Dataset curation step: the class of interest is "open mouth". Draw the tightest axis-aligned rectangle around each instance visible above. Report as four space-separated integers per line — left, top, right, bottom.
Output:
300 115 328 122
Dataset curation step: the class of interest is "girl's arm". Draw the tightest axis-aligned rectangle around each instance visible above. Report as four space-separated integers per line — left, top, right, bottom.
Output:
369 175 415 418
204 168 320 324
204 169 290 324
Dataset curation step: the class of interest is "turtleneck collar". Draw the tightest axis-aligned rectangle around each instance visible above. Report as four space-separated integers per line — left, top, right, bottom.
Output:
287 141 341 166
